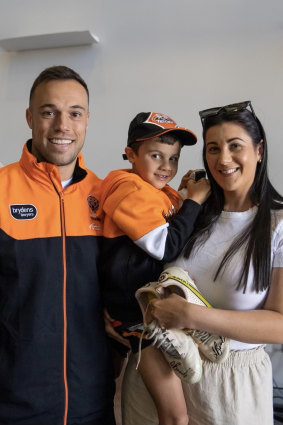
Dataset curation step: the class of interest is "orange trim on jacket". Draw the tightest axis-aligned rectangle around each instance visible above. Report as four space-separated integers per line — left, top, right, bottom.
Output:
0 141 114 425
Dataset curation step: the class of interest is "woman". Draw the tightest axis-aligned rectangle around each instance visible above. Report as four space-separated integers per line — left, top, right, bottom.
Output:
122 101 283 425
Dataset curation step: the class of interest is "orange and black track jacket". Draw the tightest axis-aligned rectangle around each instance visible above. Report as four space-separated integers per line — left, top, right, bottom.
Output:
0 141 115 425
99 169 202 323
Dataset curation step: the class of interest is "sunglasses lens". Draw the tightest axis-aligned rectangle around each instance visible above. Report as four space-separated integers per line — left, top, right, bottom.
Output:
224 101 250 113
199 101 254 125
199 107 222 119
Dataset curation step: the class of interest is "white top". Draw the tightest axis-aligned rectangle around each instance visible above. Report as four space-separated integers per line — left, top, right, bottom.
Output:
170 206 283 350
61 177 73 189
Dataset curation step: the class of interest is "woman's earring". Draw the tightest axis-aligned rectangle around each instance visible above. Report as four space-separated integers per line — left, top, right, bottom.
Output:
258 158 262 163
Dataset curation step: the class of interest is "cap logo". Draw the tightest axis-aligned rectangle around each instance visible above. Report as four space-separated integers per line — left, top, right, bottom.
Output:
145 112 178 130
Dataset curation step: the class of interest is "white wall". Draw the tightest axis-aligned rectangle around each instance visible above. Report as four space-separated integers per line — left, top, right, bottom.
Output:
0 0 283 192
0 0 283 396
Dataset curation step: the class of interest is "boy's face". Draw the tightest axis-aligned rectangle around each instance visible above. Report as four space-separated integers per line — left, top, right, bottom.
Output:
126 137 181 189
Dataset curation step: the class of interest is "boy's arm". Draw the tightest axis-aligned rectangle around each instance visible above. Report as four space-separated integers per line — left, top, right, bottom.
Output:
135 178 210 261
105 178 209 262
135 199 201 262
163 198 202 261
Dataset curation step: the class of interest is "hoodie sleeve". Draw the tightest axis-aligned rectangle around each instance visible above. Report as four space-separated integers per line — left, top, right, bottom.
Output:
103 179 201 261
135 199 201 261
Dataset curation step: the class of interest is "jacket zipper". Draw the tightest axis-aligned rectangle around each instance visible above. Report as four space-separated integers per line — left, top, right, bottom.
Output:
60 193 69 425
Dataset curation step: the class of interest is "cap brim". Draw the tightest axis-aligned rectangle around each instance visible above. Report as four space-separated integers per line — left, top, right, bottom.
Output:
136 128 197 146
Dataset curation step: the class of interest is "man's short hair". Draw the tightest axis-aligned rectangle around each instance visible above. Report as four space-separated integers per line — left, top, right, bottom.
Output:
29 65 89 104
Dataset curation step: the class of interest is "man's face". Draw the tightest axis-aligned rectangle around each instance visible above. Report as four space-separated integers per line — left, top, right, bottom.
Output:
26 79 89 180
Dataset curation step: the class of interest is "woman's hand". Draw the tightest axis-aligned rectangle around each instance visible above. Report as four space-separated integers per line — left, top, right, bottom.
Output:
152 268 283 343
150 294 195 330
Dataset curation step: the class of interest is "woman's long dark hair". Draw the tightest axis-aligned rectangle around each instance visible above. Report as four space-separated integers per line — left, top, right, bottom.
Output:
184 109 283 292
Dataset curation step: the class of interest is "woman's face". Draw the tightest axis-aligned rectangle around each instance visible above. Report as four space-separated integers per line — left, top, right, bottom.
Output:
205 122 262 205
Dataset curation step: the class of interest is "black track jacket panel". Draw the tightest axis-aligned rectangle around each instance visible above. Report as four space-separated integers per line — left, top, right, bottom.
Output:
0 141 114 425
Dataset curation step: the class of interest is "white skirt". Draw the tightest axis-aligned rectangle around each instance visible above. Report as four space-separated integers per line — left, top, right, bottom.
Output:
121 346 273 425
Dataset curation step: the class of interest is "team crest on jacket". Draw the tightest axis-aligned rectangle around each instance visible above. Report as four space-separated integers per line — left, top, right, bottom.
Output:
162 204 176 222
87 195 102 230
10 204 37 220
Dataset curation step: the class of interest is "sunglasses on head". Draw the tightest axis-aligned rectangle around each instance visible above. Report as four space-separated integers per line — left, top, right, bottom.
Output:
199 101 257 126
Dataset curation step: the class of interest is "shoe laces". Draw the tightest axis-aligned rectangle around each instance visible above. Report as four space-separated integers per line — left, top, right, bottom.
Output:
147 324 180 357
135 303 151 370
135 320 180 370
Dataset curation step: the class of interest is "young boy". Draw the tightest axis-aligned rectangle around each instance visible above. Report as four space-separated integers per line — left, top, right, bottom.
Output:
99 112 210 425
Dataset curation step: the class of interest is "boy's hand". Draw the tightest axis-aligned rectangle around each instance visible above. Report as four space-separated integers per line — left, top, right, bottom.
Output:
186 178 211 205
179 170 211 205
103 308 131 348
178 170 194 191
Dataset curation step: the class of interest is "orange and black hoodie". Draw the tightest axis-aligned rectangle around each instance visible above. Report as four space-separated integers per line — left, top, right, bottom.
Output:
99 169 202 323
0 141 115 425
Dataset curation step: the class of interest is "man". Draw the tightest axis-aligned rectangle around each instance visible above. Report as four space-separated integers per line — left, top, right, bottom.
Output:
0 66 115 425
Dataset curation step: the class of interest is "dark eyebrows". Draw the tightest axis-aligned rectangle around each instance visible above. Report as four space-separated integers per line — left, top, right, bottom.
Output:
206 137 246 146
227 137 246 143
39 104 86 111
148 148 180 156
70 105 87 111
39 104 56 109
206 140 217 146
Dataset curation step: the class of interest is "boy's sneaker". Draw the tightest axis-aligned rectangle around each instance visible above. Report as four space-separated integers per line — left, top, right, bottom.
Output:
185 329 228 363
157 266 212 307
145 320 202 384
135 281 160 326
135 282 202 384
156 267 230 363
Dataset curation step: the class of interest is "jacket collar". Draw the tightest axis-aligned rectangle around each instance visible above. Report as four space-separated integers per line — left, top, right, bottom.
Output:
19 139 87 190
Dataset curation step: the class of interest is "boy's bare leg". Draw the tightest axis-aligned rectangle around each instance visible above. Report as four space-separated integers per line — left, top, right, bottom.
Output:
135 345 188 425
